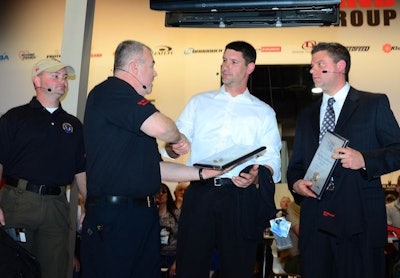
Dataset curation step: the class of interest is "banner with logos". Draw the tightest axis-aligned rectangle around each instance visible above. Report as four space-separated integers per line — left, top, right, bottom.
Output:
1 0 399 122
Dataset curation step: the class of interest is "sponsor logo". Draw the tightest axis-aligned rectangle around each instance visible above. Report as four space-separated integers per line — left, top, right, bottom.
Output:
47 52 102 58
382 43 400 53
346 46 370 52
46 54 61 59
302 40 317 51
294 41 370 54
292 40 317 54
0 52 9 61
338 0 397 27
184 48 223 55
260 46 282 52
18 50 36 61
91 52 103 58
153 45 173 56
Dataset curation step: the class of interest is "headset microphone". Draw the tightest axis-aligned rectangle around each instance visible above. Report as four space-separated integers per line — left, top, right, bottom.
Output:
116 68 147 90
322 70 343 74
35 87 52 92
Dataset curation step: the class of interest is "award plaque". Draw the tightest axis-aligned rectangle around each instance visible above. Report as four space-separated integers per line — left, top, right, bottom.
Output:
193 146 266 170
304 131 349 199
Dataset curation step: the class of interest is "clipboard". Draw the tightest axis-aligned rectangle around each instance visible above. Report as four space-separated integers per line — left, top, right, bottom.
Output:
193 146 266 170
305 131 349 199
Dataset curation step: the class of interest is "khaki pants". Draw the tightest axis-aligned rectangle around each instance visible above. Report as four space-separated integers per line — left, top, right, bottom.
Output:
0 183 70 278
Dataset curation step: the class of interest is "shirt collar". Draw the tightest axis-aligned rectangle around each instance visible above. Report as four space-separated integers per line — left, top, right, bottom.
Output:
216 85 253 103
322 82 350 105
29 96 63 113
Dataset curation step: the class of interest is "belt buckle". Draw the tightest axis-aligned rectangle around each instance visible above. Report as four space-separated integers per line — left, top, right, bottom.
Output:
214 178 222 187
38 184 46 195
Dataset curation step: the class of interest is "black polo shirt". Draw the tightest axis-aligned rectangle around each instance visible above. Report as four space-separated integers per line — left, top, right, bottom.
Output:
0 97 86 186
84 77 162 197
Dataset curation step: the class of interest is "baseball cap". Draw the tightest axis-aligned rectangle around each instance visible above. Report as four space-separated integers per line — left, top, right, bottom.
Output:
32 58 75 77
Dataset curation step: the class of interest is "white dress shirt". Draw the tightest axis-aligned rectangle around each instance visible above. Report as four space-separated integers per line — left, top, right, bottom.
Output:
175 85 282 182
319 82 350 127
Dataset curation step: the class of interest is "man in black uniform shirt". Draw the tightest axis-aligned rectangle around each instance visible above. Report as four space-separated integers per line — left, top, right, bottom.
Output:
0 58 87 278
81 40 220 278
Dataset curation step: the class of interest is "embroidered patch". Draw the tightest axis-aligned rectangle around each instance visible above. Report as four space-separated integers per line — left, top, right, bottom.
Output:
62 122 73 134
322 210 335 217
137 99 149 106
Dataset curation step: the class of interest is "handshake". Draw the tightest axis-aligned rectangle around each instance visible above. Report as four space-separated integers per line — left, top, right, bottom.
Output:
165 133 190 158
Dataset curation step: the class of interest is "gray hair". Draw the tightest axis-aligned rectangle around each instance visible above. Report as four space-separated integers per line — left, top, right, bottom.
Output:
113 40 151 72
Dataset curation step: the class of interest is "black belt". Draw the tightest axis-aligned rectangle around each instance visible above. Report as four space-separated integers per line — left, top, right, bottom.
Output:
6 178 63 196
204 178 233 187
87 195 156 208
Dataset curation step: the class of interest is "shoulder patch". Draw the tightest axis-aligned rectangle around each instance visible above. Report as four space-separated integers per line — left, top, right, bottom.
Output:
137 99 150 106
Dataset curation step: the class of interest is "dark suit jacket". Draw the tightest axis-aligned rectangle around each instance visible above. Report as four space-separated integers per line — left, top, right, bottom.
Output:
287 87 400 251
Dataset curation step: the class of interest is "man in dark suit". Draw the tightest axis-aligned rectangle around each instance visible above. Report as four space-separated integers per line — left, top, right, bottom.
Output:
287 42 400 278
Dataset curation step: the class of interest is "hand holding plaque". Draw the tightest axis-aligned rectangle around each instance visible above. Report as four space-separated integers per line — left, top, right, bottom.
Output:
304 131 349 199
193 146 266 170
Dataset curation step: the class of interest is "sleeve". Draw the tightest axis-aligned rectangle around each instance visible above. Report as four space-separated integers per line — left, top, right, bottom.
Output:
175 95 198 143
286 113 310 205
96 89 159 135
257 111 282 183
0 112 14 165
362 94 400 179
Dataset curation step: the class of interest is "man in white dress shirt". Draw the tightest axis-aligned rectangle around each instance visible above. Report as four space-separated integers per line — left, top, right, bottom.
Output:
166 41 281 278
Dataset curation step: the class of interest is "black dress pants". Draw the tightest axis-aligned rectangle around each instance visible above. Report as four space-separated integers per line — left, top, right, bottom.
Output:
80 201 160 278
175 180 260 278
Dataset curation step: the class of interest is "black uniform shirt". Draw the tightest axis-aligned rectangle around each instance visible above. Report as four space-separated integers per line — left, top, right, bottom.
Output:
0 97 86 186
84 77 162 197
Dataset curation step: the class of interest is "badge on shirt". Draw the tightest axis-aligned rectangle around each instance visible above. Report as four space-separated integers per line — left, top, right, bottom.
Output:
62 122 73 134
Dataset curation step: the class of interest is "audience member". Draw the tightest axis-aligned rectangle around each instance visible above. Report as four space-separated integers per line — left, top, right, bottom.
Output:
385 176 400 278
157 183 180 277
0 58 87 278
287 42 400 278
174 181 189 209
280 200 301 276
81 40 221 278
386 194 397 204
166 41 281 278
387 176 400 228
277 196 291 217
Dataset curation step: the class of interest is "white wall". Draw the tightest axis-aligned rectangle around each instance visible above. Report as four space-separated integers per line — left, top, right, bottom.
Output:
1 0 400 185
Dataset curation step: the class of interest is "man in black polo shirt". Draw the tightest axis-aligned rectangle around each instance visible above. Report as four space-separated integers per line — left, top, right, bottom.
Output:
81 40 221 278
0 58 87 278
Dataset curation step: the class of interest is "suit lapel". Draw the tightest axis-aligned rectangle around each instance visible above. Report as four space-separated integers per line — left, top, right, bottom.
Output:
335 87 359 132
311 99 322 141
